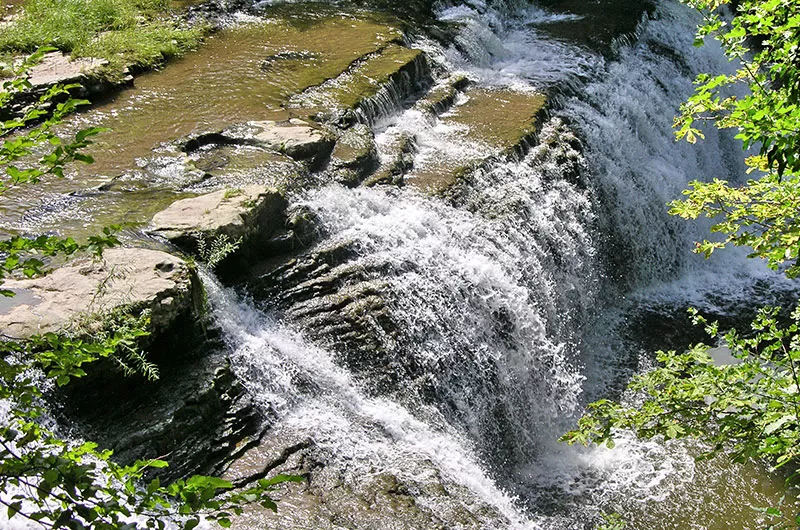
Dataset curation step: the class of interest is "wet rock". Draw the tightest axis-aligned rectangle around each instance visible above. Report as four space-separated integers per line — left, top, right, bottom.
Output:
0 248 197 339
292 45 432 126
231 119 335 163
64 349 267 482
176 118 334 169
414 74 470 117
150 185 289 271
249 240 410 393
185 144 304 193
364 132 416 187
222 430 508 529
406 87 547 194
181 120 335 168
329 123 379 186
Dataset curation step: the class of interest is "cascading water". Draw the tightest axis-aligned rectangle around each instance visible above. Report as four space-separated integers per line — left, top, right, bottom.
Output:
4 0 797 528
207 0 800 528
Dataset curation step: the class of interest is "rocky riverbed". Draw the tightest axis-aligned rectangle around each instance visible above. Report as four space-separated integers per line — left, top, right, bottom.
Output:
7 0 795 528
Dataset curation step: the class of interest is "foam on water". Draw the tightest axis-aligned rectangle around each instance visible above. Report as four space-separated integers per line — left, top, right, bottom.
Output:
5 0 798 527
243 0 797 525
204 274 537 527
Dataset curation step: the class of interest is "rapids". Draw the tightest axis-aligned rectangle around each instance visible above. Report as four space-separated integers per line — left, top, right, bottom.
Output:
213 0 800 527
3 0 800 528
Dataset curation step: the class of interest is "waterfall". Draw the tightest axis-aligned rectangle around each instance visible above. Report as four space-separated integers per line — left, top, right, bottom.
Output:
218 0 798 527
5 0 796 528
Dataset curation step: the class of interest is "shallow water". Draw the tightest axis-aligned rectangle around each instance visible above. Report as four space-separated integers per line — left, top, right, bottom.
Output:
0 11 403 238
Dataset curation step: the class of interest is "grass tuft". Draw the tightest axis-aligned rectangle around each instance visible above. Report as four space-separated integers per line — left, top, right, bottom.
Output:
0 0 207 78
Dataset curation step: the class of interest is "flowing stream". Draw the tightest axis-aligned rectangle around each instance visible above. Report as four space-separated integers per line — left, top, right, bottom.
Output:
4 0 800 528
210 0 800 527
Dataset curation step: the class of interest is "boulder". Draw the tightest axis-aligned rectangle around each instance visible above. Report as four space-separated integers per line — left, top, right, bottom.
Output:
0 248 196 339
149 185 289 270
26 52 110 89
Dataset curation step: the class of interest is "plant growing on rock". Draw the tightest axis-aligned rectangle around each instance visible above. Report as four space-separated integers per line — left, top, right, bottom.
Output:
197 234 242 270
671 0 800 276
1 50 300 529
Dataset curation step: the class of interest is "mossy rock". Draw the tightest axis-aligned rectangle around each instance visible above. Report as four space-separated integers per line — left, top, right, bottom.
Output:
405 87 547 194
329 123 380 185
292 44 430 125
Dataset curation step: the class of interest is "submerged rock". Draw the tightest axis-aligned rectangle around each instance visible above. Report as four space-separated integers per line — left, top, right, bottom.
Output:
222 429 508 529
414 74 470 117
0 248 196 339
365 132 417 187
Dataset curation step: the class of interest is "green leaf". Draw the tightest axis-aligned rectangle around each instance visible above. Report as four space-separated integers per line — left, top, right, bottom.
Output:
7 501 21 519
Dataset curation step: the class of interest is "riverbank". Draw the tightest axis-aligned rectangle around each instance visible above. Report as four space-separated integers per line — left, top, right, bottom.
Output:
0 0 209 82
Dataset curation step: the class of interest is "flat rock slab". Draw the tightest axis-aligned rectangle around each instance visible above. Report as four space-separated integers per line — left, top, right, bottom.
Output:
244 119 334 161
27 52 109 88
0 248 195 339
150 185 287 260
181 120 335 166
407 87 546 194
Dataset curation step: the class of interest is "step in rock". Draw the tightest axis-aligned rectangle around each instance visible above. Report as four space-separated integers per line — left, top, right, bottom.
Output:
291 44 431 126
405 87 547 194
0 248 197 339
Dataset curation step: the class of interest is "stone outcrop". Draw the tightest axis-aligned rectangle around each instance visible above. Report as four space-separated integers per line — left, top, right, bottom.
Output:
181 120 335 169
26 52 114 89
1 52 131 120
328 123 379 186
149 185 289 269
291 44 431 126
406 87 547 194
0 248 197 339
66 354 267 483
221 430 508 529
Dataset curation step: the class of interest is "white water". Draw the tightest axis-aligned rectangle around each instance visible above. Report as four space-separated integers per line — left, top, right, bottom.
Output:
205 274 537 527
208 0 800 528
4 0 795 528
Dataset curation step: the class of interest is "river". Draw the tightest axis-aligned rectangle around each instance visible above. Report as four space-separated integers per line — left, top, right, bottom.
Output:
3 0 799 528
